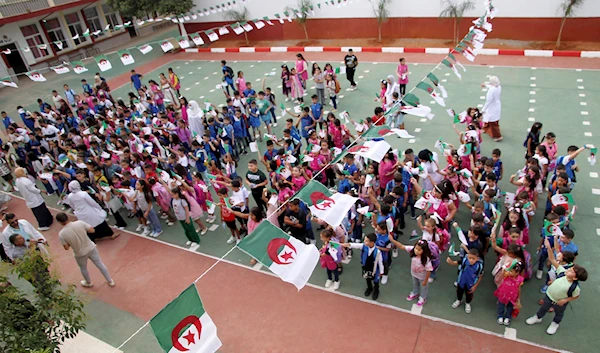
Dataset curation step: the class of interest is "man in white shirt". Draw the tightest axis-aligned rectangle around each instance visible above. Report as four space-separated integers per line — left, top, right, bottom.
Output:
39 120 60 143
56 212 115 288
1 213 47 261
14 168 53 230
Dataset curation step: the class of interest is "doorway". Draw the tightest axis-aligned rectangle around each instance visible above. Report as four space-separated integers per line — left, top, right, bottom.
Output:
0 43 27 74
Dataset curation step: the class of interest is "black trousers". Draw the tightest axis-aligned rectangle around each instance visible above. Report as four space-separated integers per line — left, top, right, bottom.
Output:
400 84 407 96
251 189 266 211
366 278 380 292
346 67 356 86
457 285 474 303
31 203 53 228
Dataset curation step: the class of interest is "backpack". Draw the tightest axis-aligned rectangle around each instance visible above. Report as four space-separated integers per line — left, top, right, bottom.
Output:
436 227 451 252
428 241 441 271
224 66 234 78
555 269 579 297
522 249 533 280
334 79 341 94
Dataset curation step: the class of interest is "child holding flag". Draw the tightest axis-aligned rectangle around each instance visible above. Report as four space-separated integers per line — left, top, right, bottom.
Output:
320 229 342 290
342 233 384 300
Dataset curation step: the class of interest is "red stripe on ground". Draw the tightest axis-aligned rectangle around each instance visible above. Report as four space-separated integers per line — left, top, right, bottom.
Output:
404 48 426 53
224 48 240 52
255 47 271 52
362 47 382 52
552 50 581 57
498 49 525 56
288 46 305 52
323 47 341 52
197 48 211 53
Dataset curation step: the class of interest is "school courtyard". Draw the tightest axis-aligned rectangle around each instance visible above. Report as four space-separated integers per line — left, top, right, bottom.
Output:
3 48 600 353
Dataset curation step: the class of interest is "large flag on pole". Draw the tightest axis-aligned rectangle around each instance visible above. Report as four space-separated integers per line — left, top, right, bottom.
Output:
237 220 319 290
294 180 358 227
149 284 222 353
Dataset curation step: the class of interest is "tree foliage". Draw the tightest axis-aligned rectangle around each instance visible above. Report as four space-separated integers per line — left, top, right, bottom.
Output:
370 0 392 42
438 0 475 44
286 0 313 40
105 0 194 19
555 0 585 48
224 6 250 45
0 249 87 353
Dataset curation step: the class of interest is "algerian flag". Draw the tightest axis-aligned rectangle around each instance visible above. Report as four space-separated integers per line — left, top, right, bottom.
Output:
177 36 191 49
294 180 358 228
191 32 205 46
357 205 373 218
95 55 112 72
280 103 287 116
442 59 461 79
434 138 452 154
416 82 445 107
161 40 175 52
401 104 434 120
2 48 10 54
448 53 467 72
263 16 274 25
551 193 574 207
138 44 153 54
58 155 70 166
149 284 222 353
283 11 293 22
26 70 46 82
589 147 597 166
427 73 447 98
274 13 284 24
206 30 219 42
334 66 346 75
543 220 563 237
446 108 464 123
82 28 90 37
457 143 473 156
253 19 265 29
118 49 135 65
348 140 391 163
71 61 88 74
231 23 244 35
361 126 395 139
241 22 253 32
52 64 70 74
54 41 63 50
237 220 319 290
455 45 476 62
218 27 229 35
0 77 17 88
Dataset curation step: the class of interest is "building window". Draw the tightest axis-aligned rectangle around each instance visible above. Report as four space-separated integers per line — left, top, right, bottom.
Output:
102 4 121 30
83 7 104 36
19 24 49 59
43 19 68 52
65 12 88 45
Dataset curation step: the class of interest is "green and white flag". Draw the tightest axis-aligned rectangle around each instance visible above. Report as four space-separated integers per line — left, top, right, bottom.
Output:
427 73 448 98
138 44 153 54
26 70 46 82
551 193 574 206
237 220 319 290
206 30 219 42
177 36 190 49
191 32 205 46
416 82 445 107
241 21 253 32
0 77 17 88
161 40 175 52
95 55 112 72
71 61 88 74
118 49 135 65
294 180 358 227
231 23 244 35
52 63 70 74
442 59 461 79
149 284 222 353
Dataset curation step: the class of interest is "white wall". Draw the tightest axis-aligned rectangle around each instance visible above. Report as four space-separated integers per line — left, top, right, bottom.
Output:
190 0 600 21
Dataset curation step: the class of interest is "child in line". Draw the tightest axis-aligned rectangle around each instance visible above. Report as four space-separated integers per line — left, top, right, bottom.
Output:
320 229 342 290
387 236 433 307
494 259 524 325
446 248 483 314
170 186 201 248
343 233 384 300
217 187 241 244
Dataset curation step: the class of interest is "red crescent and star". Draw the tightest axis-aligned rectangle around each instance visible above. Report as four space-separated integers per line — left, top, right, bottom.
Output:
267 238 297 265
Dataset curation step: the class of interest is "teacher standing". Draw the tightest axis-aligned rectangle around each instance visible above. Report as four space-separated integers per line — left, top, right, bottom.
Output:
482 76 503 142
14 168 53 231
344 49 358 90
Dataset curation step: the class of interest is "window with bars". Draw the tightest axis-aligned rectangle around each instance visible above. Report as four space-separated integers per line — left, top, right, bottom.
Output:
19 24 49 59
83 7 104 36
65 12 88 45
43 18 69 52
102 4 121 30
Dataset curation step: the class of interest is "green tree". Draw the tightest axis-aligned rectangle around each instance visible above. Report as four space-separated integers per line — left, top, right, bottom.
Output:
286 0 313 40
438 0 475 45
224 6 250 46
0 249 86 353
556 0 585 48
370 0 392 43
105 0 194 20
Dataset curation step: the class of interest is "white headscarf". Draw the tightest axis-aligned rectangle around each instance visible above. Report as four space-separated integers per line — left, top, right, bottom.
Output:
489 76 500 87
68 180 82 192
187 100 203 118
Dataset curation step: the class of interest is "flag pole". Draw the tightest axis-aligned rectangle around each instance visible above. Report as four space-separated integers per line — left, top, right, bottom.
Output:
111 322 149 353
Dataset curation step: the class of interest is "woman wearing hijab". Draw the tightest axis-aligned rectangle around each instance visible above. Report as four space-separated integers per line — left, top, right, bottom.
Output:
482 76 503 141
64 181 119 242
187 100 205 137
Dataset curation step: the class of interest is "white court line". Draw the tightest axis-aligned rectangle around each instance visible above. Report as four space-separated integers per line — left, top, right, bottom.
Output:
529 99 536 103
592 189 600 195
504 327 517 340
595 208 600 214
410 304 423 315
580 102 587 106
414 128 421 133
583 121 590 125
528 117 535 122
2 192 573 353
590 172 599 178
584 132 593 137
408 139 416 144
208 224 219 231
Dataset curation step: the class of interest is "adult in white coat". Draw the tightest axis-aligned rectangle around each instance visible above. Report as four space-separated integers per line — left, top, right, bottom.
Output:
64 181 118 242
14 168 53 230
187 100 205 138
482 76 503 141
1 213 47 262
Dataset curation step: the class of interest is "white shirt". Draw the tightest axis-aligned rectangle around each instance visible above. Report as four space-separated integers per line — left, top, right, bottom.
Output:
349 243 384 274
231 187 249 211
52 94 63 108
1 220 46 261
482 85 502 123
64 191 107 228
41 125 60 141
15 176 44 208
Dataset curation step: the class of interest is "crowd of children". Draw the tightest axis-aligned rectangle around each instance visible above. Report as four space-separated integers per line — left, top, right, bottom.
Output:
0 57 593 337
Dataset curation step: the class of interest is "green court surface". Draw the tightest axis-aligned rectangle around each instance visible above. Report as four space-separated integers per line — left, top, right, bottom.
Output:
14 58 600 353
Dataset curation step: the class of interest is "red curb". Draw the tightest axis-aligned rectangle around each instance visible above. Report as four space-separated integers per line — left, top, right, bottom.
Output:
255 47 270 52
552 51 581 57
404 48 426 53
362 47 382 52
323 47 341 52
498 49 525 56
198 48 211 52
288 46 305 52
224 48 240 52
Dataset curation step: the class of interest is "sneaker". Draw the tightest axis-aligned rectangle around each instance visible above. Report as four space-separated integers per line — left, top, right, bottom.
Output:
540 285 548 294
207 216 215 223
167 221 174 226
37 226 50 231
409 230 420 241
465 303 472 314
451 300 461 309
406 293 418 301
273 123 278 127
364 288 372 297
236 238 241 245
154 230 163 237
333 281 340 290
392 248 399 258
381 275 388 285
416 297 426 307
546 322 560 335
372 290 379 301
497 317 504 325
503 318 510 325
190 242 198 248
309 239 316 245
536 270 543 280
243 150 249 155
526 315 543 325
141 228 150 236
285 97 290 102
410 215 418 220
80 280 94 288
107 280 116 287
226 236 236 244
331 108 338 112
428 277 434 284
325 279 333 288
160 214 169 219
186 241 192 246
453 281 458 287
135 224 143 232
201 228 208 235
117 226 125 230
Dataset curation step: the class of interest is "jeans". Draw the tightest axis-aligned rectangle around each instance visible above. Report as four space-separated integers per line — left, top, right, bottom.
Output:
497 301 514 319
537 294 568 324
411 276 429 300
75 248 112 283
457 285 473 303
316 88 325 105
146 207 162 233
538 248 549 271
407 193 416 217
327 268 339 282
330 95 338 110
